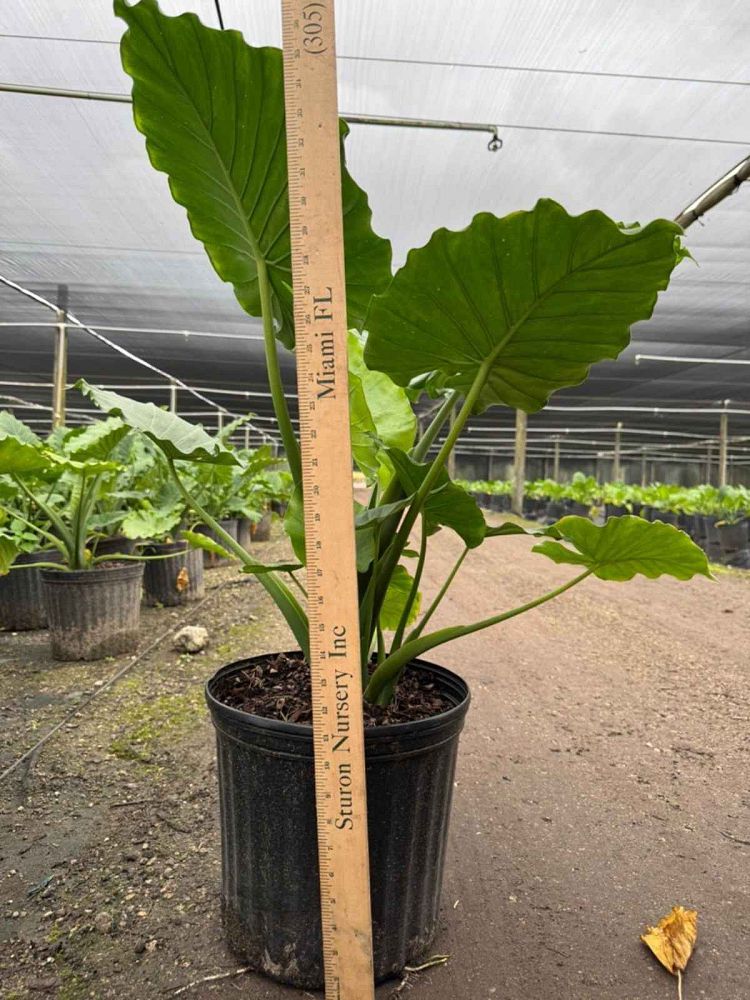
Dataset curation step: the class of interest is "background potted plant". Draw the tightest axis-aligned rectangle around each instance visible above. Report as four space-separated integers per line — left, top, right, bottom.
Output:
117 442 207 606
107 0 710 988
1 412 149 660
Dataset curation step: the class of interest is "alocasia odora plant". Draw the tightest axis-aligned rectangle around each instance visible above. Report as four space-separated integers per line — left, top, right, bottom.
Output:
99 0 710 705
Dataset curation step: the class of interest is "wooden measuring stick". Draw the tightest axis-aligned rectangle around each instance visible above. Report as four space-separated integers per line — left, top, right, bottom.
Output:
280 2 375 997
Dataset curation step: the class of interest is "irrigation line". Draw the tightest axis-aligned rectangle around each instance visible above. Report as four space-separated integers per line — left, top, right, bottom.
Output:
0 575 244 784
0 274 280 446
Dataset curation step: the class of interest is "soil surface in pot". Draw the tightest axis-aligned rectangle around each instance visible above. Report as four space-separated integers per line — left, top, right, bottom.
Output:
213 653 453 726
2 516 749 999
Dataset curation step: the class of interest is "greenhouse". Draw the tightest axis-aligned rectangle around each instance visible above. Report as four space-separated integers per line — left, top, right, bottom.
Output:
0 2 748 998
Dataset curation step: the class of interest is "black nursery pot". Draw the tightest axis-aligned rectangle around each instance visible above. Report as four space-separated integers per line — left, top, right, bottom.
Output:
236 517 253 553
143 541 205 606
205 654 470 989
650 509 679 526
41 563 144 661
718 521 748 556
0 549 62 631
92 534 137 557
196 518 239 567
250 511 273 542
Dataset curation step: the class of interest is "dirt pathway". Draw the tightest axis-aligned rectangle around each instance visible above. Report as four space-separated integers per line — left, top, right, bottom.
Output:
1 522 748 999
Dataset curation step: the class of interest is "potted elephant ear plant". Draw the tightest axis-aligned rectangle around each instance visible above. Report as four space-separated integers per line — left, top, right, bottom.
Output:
111 0 709 989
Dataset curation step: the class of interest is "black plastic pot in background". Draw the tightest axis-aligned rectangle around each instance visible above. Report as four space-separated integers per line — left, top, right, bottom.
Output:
270 499 288 518
650 509 679 526
0 549 63 630
206 655 470 989
605 504 627 519
236 518 253 552
641 505 653 521
569 502 590 518
544 501 565 522
718 521 748 558
91 534 137 558
196 518 239 567
250 511 272 542
143 541 205 606
41 563 144 661
701 516 722 560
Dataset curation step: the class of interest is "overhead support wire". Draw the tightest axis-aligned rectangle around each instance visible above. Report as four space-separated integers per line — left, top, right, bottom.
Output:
0 274 280 446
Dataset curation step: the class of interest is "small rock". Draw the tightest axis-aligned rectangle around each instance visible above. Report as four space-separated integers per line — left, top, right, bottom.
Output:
173 626 209 654
134 939 148 954
94 911 113 934
28 979 58 992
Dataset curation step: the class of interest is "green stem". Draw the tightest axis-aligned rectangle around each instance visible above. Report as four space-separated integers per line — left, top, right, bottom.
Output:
9 561 68 572
365 569 592 702
11 477 74 558
0 503 67 557
168 458 310 658
407 545 468 643
256 255 301 488
371 360 491 626
389 516 427 654
412 390 460 462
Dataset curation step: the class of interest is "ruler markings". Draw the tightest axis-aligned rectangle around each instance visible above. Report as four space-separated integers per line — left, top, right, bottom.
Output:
281 2 375 998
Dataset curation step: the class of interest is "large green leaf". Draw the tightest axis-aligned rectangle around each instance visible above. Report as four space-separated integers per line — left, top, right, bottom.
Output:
0 536 20 575
379 563 421 631
0 413 40 447
532 515 711 581
120 506 182 540
388 449 486 548
63 417 131 462
115 0 391 349
77 381 236 465
348 331 417 481
0 432 49 476
365 199 687 413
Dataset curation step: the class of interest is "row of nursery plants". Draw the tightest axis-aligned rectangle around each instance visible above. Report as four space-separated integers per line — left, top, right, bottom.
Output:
0 0 717 988
463 475 750 564
0 407 292 658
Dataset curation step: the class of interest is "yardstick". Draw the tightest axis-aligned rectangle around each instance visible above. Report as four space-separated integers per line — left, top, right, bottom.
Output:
280 2 376 997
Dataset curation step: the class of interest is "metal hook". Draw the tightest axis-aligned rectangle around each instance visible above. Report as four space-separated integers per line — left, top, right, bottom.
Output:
488 130 503 152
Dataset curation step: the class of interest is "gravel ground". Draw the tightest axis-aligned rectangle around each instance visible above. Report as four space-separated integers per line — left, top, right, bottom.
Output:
0 520 748 999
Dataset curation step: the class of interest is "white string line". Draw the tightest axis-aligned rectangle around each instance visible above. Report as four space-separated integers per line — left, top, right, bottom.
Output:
0 274 281 446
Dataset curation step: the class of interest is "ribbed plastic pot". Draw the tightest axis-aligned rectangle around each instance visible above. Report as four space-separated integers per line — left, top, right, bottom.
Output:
718 521 748 556
236 518 253 553
205 654 470 989
569 502 590 517
41 563 144 661
143 541 204 606
250 511 272 542
0 549 62 630
605 504 627 518
545 501 565 522
92 534 137 558
650 509 678 526
196 519 239 568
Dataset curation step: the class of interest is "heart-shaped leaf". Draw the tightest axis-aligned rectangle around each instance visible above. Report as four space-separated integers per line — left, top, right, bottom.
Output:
78 381 236 465
365 199 686 413
115 0 391 348
532 515 711 581
379 563 421 631
388 449 486 548
348 331 416 482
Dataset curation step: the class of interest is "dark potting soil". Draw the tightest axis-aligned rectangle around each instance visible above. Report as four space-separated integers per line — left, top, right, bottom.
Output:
214 653 453 726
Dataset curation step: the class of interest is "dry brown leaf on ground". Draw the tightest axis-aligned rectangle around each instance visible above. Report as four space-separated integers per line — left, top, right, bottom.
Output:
641 906 698 999
176 567 190 593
